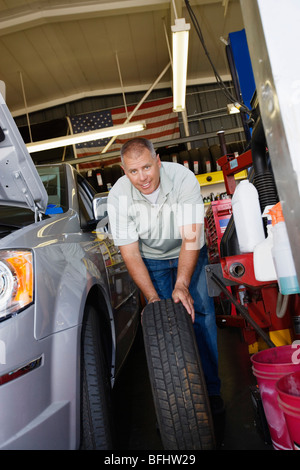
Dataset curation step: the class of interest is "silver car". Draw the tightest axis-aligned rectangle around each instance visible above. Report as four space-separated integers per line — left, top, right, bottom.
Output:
0 95 140 449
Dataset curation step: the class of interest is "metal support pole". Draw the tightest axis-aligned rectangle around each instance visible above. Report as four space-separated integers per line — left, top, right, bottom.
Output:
19 71 33 143
101 62 171 153
115 51 128 119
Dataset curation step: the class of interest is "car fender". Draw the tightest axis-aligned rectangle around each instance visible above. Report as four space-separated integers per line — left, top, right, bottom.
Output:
33 241 114 341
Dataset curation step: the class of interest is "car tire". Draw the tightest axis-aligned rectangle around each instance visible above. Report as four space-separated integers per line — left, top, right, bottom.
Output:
142 298 215 450
80 304 114 449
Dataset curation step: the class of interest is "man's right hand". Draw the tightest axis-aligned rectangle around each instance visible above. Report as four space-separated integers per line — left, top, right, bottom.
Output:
148 295 160 303
119 242 160 305
172 282 195 323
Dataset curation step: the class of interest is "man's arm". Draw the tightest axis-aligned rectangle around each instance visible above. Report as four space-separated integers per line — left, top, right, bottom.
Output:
119 241 160 303
172 223 203 322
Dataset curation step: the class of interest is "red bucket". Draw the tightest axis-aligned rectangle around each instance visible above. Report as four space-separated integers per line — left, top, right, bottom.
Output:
276 371 300 450
251 345 300 450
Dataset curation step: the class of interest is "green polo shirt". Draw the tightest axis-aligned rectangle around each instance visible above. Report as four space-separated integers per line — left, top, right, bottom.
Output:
107 162 205 259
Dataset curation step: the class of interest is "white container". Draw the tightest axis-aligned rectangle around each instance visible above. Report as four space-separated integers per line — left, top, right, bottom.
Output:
254 219 277 281
232 180 265 253
272 221 300 295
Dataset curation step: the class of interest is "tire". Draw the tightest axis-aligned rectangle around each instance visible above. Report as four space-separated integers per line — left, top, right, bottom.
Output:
178 150 192 171
142 299 215 450
111 164 124 184
80 304 114 449
209 144 222 172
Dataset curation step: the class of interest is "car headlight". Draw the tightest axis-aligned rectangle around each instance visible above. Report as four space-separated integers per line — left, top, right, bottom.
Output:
0 250 33 320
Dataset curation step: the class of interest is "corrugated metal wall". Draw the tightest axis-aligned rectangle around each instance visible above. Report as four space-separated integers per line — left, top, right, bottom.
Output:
185 83 245 148
14 80 246 163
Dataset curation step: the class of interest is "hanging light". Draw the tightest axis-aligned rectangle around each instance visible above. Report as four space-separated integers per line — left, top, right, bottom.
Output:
172 18 190 112
26 121 146 153
227 103 241 114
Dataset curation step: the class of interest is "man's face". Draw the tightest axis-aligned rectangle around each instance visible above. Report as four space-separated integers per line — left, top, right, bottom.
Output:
122 148 161 195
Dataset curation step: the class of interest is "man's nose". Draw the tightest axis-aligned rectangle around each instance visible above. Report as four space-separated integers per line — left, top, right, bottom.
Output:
138 170 147 181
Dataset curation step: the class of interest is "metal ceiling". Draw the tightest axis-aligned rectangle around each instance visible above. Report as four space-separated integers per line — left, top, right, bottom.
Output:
0 0 244 117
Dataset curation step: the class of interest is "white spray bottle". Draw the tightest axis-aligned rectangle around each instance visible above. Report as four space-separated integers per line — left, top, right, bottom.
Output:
253 205 277 282
268 202 300 295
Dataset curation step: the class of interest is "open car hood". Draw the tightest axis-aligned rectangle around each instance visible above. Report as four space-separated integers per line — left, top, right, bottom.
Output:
0 93 48 216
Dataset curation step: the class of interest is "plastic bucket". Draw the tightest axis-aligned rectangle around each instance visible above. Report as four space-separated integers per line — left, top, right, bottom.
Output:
276 371 300 450
251 345 300 450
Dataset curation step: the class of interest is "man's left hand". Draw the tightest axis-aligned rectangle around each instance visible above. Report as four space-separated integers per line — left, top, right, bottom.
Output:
172 283 195 322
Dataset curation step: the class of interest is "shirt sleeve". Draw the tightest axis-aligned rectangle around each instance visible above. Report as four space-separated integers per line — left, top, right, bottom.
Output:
176 168 204 227
107 186 139 246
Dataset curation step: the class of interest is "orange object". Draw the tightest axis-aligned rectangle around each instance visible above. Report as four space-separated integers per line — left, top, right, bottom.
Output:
268 202 285 225
6 252 33 306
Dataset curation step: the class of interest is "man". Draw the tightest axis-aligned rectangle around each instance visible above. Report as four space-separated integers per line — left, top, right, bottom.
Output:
107 137 221 405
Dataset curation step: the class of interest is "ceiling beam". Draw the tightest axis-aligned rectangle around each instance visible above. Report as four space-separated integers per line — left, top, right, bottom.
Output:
0 0 170 35
11 73 232 117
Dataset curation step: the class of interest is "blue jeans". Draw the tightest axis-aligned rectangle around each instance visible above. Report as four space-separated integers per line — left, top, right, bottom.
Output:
143 245 221 396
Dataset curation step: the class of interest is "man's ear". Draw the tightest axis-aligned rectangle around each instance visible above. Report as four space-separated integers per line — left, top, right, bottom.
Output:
121 164 127 176
156 154 162 168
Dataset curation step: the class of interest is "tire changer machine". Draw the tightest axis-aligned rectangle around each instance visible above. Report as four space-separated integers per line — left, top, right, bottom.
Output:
204 115 300 354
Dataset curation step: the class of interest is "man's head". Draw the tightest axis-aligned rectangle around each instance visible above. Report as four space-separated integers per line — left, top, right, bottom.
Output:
120 138 161 195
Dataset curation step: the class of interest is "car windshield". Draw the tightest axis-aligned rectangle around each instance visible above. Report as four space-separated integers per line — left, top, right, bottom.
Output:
0 165 69 237
37 165 68 215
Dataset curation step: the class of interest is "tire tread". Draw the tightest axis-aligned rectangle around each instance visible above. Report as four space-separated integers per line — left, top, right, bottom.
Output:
142 299 215 450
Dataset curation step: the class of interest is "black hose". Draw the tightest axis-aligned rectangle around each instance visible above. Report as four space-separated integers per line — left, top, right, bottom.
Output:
251 117 279 212
251 117 268 175
207 269 276 348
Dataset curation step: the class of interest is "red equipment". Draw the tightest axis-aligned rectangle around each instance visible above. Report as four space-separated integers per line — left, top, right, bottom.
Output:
205 147 298 353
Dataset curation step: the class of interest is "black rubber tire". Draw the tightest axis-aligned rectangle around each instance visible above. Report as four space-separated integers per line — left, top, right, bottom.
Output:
80 304 114 450
142 299 215 450
209 144 222 172
111 164 124 184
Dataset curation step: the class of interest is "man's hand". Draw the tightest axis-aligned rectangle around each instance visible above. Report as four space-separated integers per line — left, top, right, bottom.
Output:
172 223 202 323
119 242 160 303
148 295 161 303
172 281 195 322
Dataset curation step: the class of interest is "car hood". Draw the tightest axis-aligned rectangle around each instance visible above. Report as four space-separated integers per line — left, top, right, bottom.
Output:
0 93 48 216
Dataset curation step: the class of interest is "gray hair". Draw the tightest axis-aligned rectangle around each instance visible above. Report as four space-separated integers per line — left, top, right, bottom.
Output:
120 137 156 164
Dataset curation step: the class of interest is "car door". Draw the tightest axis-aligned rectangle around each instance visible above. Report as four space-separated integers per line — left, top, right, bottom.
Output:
76 172 140 372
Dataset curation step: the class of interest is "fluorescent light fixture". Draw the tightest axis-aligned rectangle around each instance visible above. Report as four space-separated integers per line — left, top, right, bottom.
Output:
227 103 241 114
26 121 146 153
172 18 190 112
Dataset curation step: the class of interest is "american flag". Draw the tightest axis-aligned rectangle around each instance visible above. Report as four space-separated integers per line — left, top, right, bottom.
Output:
69 96 180 168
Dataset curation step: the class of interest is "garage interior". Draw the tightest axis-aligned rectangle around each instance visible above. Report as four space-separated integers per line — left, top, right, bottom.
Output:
1 0 300 451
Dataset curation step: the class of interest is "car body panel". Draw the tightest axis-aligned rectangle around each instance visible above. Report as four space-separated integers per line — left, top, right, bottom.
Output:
0 306 80 449
0 124 140 448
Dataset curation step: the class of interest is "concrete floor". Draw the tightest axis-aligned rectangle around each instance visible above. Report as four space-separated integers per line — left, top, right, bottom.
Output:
113 323 274 451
